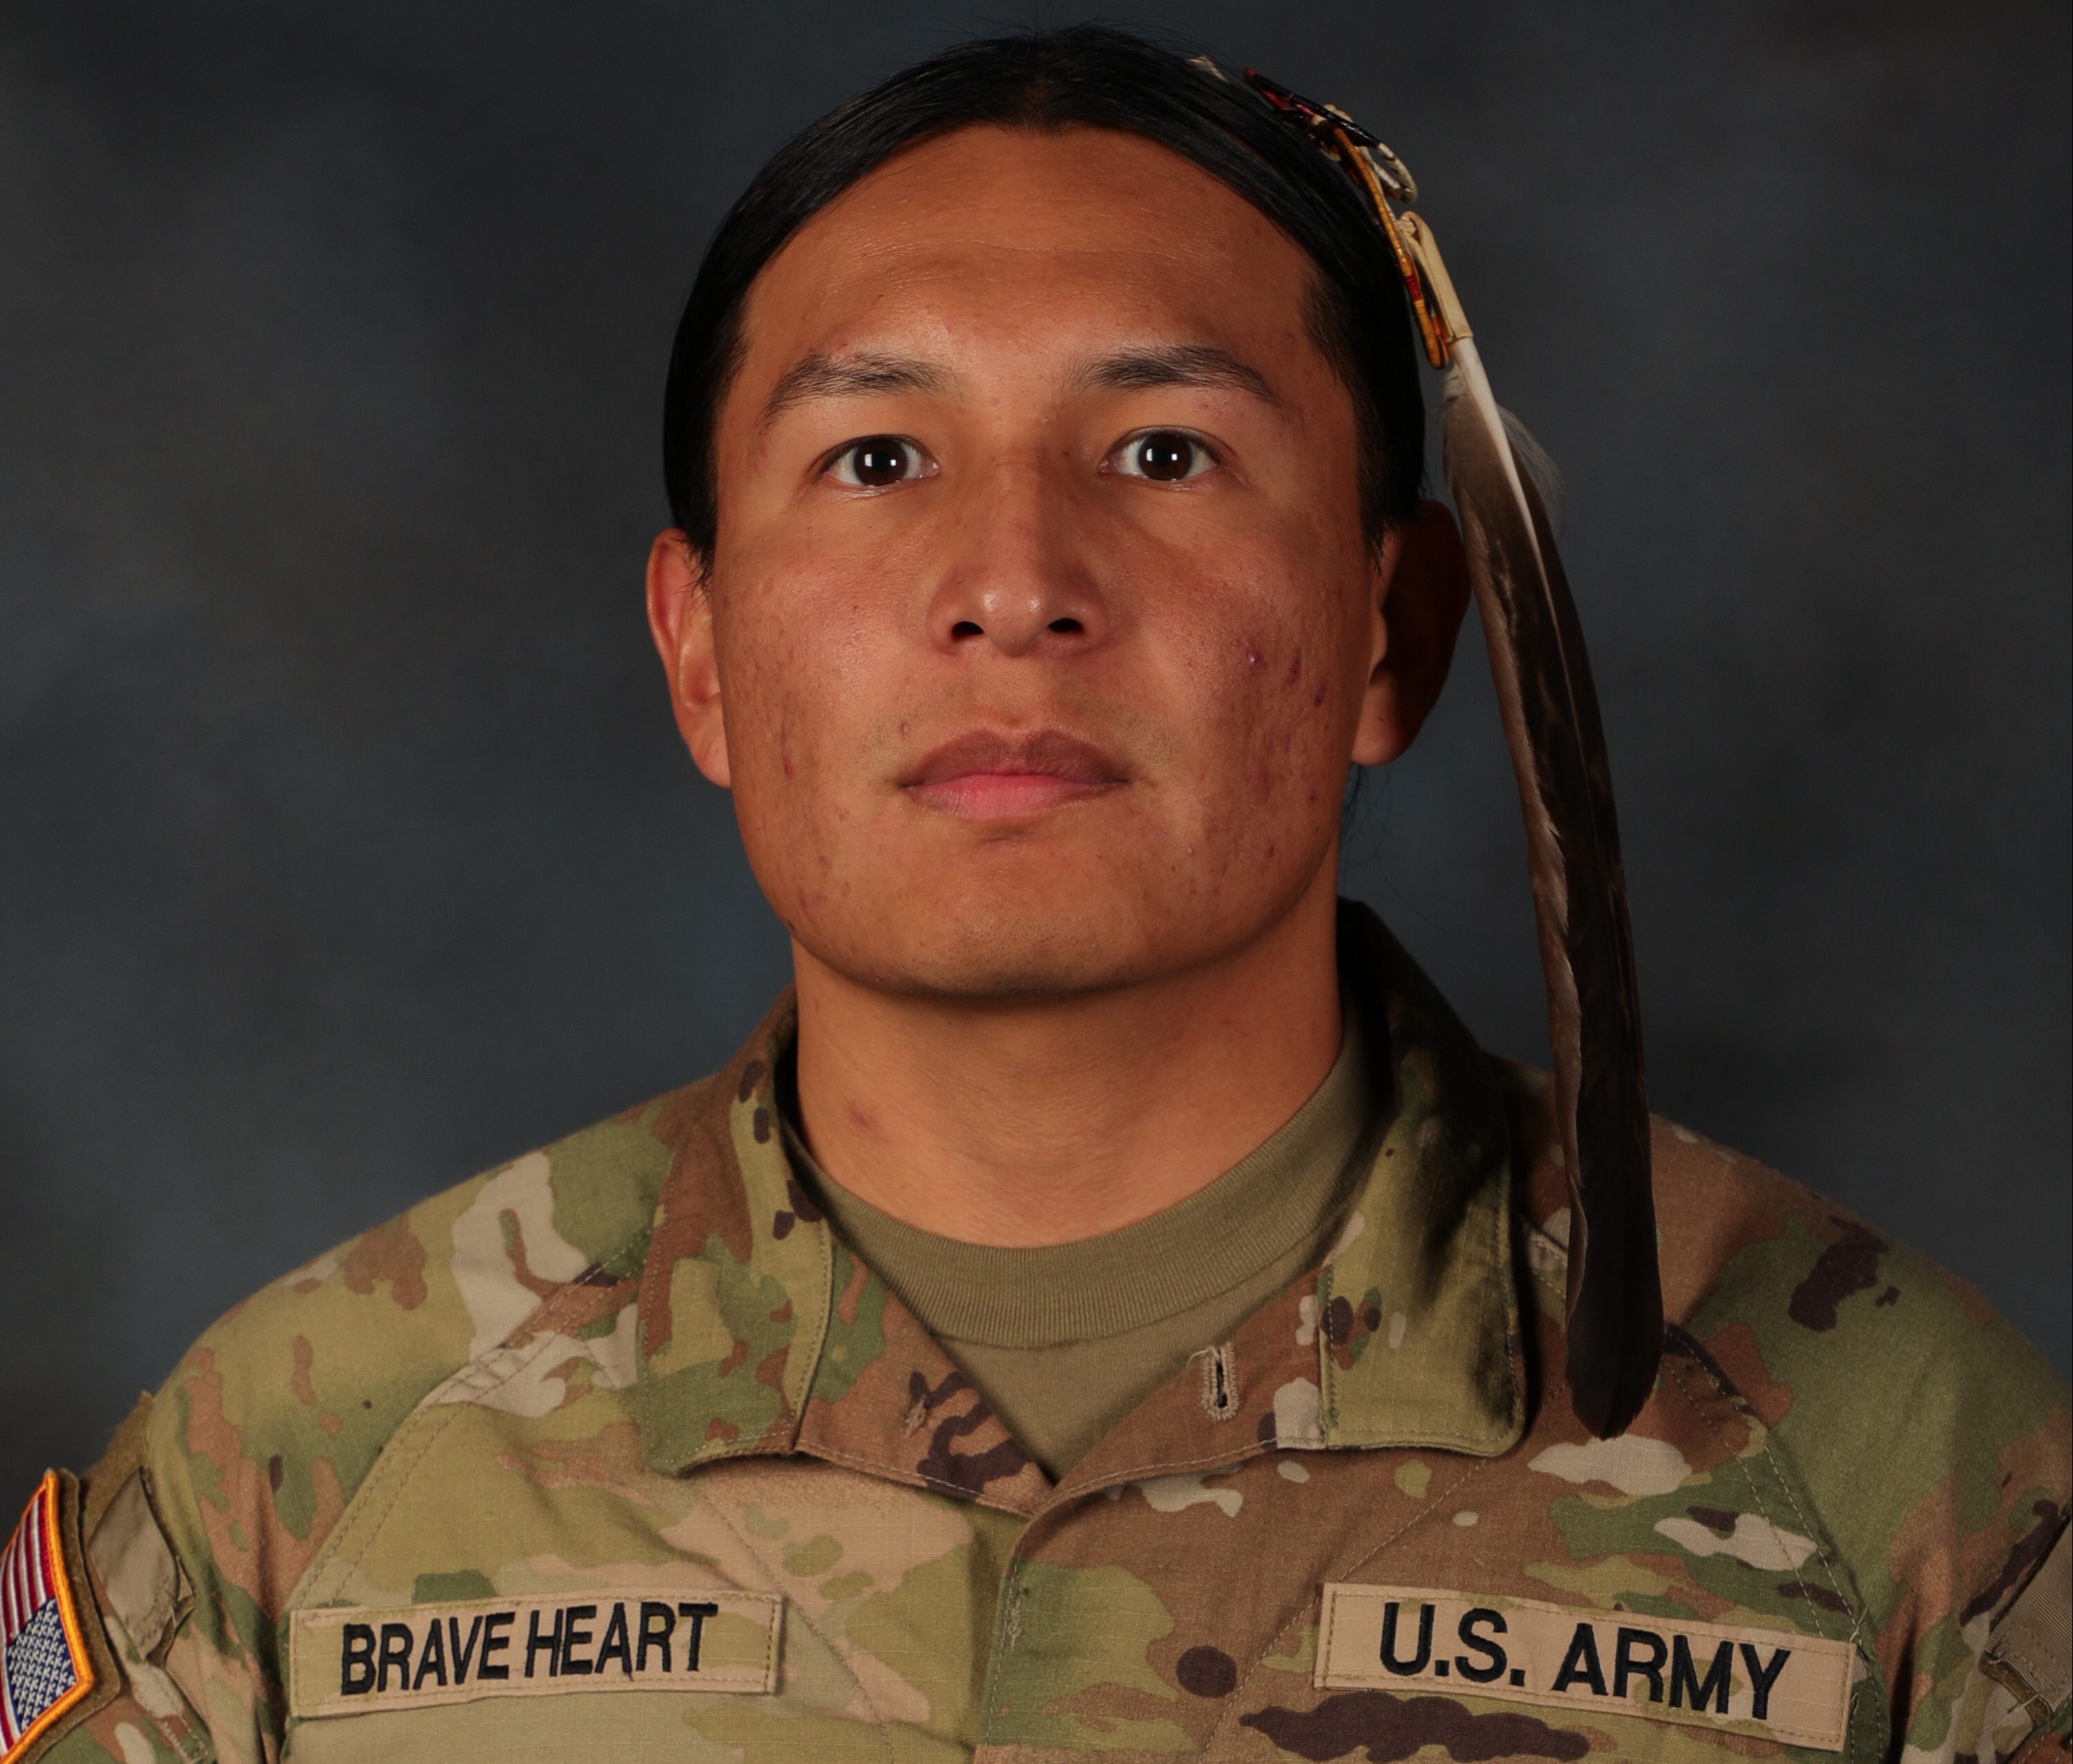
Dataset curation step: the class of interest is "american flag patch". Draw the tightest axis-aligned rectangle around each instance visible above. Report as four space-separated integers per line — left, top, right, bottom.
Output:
0 1475 95 1759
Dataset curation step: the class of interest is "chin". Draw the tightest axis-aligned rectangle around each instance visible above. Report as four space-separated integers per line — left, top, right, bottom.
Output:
893 910 1160 999
789 878 1178 1001
763 816 1328 1001
853 884 1321 1003
898 938 1141 1000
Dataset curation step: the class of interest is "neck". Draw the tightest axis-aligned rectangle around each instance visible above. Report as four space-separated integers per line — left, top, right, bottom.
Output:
789 871 1344 1247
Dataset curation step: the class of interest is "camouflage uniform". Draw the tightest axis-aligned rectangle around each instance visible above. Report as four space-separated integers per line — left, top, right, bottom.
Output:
13 911 2070 1762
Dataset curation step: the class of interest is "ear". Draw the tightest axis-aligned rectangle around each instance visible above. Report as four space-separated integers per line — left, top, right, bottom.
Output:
1351 499 1471 767
645 528 731 789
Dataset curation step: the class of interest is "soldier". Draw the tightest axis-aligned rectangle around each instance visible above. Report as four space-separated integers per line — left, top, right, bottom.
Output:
6 25 2065 1764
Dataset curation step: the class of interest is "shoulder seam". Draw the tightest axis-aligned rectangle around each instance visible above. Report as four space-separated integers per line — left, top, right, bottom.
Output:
1524 1233 1887 1758
1660 1331 1867 1656
1660 1326 1889 1764
299 1245 646 1603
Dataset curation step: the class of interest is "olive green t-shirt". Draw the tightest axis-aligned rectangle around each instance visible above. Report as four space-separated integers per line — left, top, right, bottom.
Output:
783 1004 1382 1477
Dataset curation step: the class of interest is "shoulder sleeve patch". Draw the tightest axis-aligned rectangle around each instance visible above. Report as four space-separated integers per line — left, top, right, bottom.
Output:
1984 1521 2072 1730
0 1473 114 1761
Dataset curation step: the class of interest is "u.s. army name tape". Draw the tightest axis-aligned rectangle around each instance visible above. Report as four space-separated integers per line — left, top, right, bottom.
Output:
288 1589 783 1717
1317 1583 1855 1752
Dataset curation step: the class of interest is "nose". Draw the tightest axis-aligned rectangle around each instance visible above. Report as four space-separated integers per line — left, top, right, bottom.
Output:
925 460 1109 658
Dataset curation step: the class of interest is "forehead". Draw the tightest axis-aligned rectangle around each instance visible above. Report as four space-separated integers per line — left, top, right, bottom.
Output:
734 125 1319 375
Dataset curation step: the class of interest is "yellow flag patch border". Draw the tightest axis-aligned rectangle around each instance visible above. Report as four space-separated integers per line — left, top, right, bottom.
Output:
0 1473 98 1763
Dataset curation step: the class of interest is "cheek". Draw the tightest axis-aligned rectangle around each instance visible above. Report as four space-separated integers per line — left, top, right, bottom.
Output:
709 618 848 936
708 546 940 941
718 529 887 749
712 573 865 841
1178 565 1364 816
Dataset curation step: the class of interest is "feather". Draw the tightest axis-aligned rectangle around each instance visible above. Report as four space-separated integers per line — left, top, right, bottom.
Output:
1439 334 1662 1437
1231 71 1665 1432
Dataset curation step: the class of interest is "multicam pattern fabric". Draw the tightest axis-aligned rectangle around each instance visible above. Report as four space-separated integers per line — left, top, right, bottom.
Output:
26 911 2073 1762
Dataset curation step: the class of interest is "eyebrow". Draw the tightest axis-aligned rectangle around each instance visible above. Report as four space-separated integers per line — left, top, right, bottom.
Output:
760 350 956 427
757 340 1281 431
1075 344 1281 407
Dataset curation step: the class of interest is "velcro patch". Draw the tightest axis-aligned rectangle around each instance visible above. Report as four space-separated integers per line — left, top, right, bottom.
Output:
0 1475 97 1760
288 1589 783 1718
1317 1583 1854 1753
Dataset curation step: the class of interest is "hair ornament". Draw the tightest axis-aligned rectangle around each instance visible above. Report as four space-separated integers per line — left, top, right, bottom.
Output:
1236 62 1666 1438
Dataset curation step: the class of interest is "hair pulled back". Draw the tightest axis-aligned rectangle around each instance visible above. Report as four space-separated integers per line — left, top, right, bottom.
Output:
661 24 1424 555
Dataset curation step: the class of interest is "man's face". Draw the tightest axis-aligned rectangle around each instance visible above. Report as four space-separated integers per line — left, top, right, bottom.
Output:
657 125 1459 997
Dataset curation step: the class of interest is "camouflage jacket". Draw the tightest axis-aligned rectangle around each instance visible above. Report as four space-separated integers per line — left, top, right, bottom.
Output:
14 914 2070 1763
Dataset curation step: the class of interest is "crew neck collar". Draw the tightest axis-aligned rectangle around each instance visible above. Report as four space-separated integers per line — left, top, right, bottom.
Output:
780 999 1378 1347
633 902 1525 1484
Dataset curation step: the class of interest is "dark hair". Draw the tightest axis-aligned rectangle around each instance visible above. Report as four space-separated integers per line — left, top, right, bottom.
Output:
661 24 1423 557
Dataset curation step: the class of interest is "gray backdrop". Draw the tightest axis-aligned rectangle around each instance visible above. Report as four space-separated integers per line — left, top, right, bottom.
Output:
3 0 2067 1502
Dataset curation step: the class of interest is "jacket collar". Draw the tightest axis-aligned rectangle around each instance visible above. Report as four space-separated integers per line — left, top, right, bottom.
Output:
634 986 827 1475
633 903 1524 1490
1314 905 1526 1456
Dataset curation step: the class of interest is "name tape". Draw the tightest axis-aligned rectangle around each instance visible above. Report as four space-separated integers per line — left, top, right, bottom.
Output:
1316 1584 1853 1752
288 1589 783 1718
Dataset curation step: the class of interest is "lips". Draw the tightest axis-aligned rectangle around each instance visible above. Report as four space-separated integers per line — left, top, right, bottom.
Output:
901 728 1127 819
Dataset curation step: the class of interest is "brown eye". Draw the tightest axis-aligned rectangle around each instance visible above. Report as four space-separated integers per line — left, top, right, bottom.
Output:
1112 429 1213 483
1136 434 1192 479
829 435 927 488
